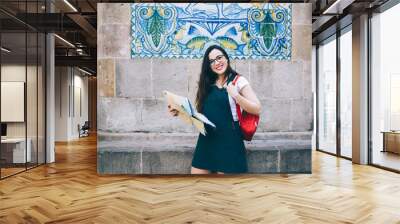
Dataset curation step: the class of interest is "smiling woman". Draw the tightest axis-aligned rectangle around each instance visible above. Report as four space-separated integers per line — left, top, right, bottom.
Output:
169 45 262 174
98 3 313 175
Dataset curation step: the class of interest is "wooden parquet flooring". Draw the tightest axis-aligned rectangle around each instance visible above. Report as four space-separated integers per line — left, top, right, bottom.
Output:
1 134 400 224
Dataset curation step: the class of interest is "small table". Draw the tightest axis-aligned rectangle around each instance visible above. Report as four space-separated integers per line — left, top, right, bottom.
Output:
381 131 400 154
1 138 31 163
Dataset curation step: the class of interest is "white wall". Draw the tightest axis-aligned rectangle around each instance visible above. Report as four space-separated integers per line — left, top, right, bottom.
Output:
55 66 69 141
1 65 40 138
1 65 26 133
1 63 46 164
71 72 89 138
55 67 89 141
1 82 25 122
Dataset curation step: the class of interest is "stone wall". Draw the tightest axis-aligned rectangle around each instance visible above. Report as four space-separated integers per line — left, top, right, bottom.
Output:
97 3 313 174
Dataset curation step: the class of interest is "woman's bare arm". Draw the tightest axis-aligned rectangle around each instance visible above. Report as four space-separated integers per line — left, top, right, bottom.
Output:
228 83 261 115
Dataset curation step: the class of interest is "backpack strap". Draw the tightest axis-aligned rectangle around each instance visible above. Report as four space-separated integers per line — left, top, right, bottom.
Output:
232 74 240 85
231 75 242 122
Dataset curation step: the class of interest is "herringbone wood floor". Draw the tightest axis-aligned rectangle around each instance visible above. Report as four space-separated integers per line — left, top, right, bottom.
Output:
1 134 400 224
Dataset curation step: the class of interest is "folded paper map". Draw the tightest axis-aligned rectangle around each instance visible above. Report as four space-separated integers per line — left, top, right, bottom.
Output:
163 90 216 135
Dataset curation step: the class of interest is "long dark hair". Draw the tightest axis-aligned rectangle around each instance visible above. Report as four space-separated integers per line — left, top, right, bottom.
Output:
195 45 237 112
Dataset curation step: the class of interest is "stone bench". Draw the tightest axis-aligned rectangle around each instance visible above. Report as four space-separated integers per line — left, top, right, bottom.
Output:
97 132 312 174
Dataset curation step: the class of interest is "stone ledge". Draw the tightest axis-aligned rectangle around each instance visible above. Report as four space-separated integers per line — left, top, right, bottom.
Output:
98 131 312 144
97 132 312 174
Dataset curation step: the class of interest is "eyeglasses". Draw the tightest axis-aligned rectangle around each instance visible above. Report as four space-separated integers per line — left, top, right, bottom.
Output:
209 55 225 66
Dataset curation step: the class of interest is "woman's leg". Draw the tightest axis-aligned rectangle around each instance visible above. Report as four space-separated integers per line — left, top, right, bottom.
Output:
191 166 210 174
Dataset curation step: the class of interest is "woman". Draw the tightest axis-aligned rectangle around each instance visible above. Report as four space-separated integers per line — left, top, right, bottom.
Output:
169 45 261 174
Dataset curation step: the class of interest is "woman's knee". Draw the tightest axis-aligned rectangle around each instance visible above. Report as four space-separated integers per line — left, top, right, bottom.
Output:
191 167 210 174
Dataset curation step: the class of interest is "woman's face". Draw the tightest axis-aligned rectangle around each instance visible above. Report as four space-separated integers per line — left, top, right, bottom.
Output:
208 49 228 75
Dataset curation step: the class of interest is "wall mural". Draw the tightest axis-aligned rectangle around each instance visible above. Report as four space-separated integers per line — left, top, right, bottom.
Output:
131 3 292 60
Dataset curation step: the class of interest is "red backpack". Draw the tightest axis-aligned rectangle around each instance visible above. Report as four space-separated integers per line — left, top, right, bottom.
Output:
232 75 260 141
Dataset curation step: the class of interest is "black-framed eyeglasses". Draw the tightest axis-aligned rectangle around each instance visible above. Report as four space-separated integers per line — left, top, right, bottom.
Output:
209 55 225 66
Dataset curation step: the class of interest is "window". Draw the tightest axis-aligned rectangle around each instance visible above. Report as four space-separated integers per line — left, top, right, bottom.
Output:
317 36 337 154
340 28 352 158
371 3 400 171
0 1 47 179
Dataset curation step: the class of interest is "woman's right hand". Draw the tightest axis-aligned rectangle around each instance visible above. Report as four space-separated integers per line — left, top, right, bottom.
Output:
168 105 179 116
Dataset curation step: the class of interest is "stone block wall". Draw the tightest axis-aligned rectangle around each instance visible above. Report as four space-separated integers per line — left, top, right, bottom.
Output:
97 3 313 174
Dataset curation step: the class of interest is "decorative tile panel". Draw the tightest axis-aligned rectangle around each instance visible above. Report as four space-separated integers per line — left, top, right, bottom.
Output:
131 3 292 60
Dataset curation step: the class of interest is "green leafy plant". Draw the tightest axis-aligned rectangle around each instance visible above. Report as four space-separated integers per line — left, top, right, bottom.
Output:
148 8 165 48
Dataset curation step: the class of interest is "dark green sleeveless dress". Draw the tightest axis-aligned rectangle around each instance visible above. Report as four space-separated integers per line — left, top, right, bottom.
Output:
191 85 248 173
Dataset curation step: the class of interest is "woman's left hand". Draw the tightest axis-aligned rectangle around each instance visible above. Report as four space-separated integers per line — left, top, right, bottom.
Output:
226 83 239 99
